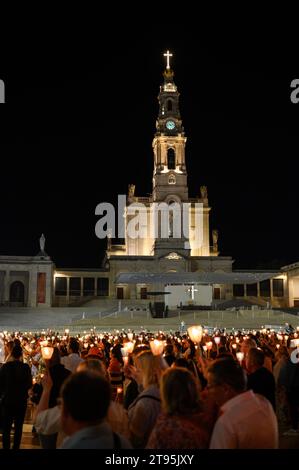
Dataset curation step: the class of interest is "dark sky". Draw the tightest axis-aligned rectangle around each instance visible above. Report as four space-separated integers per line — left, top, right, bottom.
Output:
0 19 299 270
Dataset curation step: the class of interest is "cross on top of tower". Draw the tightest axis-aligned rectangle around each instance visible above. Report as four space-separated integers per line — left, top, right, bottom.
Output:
163 50 173 70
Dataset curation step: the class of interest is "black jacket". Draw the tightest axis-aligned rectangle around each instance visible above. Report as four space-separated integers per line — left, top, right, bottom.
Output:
0 360 32 406
247 367 276 410
49 363 70 408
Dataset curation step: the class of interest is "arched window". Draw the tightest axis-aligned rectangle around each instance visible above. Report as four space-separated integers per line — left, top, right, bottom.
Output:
167 148 175 170
9 281 25 303
167 99 172 111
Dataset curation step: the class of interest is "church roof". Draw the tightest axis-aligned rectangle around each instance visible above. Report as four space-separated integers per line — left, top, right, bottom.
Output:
115 271 281 285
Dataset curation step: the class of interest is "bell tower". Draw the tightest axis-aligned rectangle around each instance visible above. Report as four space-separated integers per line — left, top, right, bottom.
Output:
152 51 188 202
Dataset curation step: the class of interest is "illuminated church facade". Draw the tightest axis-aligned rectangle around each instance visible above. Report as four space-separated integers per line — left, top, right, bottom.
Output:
0 52 298 309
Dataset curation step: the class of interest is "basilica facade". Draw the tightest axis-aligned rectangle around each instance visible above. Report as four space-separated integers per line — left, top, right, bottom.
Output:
0 54 298 309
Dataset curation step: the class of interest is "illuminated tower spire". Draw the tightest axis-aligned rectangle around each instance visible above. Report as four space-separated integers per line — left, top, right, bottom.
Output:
152 51 187 202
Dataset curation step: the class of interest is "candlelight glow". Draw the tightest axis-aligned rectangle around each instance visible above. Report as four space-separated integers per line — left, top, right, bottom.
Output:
123 341 135 355
187 325 203 344
236 352 244 364
150 339 164 356
41 346 54 360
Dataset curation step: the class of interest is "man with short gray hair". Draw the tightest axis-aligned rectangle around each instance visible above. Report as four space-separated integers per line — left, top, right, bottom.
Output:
207 358 278 449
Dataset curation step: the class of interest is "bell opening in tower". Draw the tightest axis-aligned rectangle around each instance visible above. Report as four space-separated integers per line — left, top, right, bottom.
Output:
167 148 175 170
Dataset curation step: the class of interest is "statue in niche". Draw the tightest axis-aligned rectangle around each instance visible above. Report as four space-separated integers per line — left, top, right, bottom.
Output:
200 185 208 199
128 184 135 198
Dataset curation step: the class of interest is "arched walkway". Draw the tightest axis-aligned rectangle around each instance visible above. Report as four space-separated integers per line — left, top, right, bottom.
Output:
9 281 25 304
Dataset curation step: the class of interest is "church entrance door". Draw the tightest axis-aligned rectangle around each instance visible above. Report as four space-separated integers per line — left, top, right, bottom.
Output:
9 281 25 305
140 287 147 299
213 287 221 299
117 287 124 299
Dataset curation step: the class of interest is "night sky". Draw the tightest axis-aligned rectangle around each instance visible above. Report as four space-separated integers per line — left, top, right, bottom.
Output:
1 19 299 270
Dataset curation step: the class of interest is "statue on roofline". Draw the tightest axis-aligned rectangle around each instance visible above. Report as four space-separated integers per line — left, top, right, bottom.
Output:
200 185 208 199
128 184 135 198
39 233 46 253
212 229 219 252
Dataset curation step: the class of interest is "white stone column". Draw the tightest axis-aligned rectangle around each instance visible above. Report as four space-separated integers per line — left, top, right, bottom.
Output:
4 269 10 304
270 279 274 305
66 277 70 304
28 269 36 307
130 284 136 300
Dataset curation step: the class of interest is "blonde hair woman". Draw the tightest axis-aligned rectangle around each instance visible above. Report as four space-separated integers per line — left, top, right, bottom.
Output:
147 367 213 449
127 350 168 448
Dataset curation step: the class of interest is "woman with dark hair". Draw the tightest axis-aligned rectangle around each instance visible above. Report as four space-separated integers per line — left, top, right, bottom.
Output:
108 345 123 400
47 347 71 408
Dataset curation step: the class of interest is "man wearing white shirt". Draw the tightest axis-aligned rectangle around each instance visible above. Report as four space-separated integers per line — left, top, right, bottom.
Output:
61 338 83 374
208 358 279 449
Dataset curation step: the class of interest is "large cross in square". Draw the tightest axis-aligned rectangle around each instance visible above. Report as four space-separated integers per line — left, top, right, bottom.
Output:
187 285 198 301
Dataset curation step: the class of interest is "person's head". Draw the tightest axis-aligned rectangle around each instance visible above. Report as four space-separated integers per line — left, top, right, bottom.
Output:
48 347 61 367
134 350 168 389
241 338 257 356
60 371 111 436
164 344 174 356
68 338 80 355
246 348 265 373
11 343 23 360
207 358 247 407
172 357 190 369
77 357 109 381
160 367 201 415
110 345 123 365
275 345 289 361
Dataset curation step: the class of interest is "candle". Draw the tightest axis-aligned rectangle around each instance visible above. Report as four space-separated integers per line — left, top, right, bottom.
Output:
236 352 244 364
123 341 135 354
41 347 54 360
149 339 164 356
187 326 203 344
123 356 129 366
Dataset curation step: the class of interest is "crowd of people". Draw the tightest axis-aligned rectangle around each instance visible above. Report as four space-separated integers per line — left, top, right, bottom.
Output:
0 323 299 449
